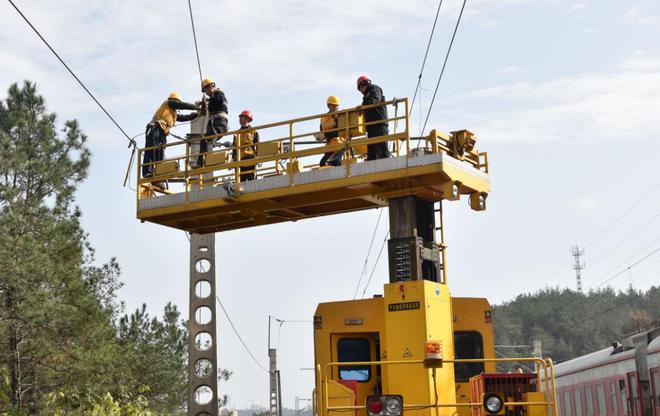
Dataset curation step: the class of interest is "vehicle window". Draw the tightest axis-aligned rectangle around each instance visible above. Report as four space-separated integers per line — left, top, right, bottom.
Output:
564 391 572 416
557 392 562 415
611 382 619 416
653 371 660 409
574 389 583 416
337 338 371 382
585 386 594 416
597 384 606 416
453 331 485 382
621 380 629 415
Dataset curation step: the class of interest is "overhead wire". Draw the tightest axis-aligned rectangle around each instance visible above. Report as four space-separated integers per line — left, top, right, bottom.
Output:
353 209 384 299
591 247 660 290
216 295 269 373
410 0 444 116
7 0 136 149
542 179 660 284
419 0 468 137
361 228 390 298
187 0 204 85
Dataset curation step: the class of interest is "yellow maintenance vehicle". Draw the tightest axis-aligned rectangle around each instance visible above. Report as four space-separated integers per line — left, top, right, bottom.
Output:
135 97 558 416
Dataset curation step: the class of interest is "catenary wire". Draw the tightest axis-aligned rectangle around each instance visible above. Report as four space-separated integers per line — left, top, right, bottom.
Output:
420 0 467 138
592 247 660 290
574 290 659 326
216 295 269 373
7 0 136 148
361 228 390 298
187 0 204 85
353 209 384 300
410 0 444 116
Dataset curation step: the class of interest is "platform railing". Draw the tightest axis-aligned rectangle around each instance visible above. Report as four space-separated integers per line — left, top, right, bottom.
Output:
136 97 488 203
315 357 558 416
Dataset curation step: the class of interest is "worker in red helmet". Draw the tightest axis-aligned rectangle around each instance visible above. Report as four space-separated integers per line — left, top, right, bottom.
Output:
357 76 391 160
143 92 199 180
232 110 260 182
316 95 344 167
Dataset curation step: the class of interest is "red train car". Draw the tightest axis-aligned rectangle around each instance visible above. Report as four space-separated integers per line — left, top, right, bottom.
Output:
553 328 660 416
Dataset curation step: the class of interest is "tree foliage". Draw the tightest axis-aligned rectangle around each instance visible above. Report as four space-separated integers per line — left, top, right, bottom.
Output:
0 81 213 415
493 285 660 363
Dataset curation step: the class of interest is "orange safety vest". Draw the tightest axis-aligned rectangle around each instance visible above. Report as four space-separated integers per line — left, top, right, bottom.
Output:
321 113 344 146
151 101 177 135
233 129 257 158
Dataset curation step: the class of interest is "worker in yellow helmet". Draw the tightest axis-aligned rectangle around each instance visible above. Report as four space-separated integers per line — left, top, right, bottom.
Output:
232 110 260 182
198 78 229 166
316 95 344 167
143 92 198 178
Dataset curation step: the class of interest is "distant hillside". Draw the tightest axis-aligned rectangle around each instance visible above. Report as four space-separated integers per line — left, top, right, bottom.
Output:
492 285 660 363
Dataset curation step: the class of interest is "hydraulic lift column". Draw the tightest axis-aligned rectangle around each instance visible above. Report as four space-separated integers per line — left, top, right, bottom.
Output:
387 196 444 283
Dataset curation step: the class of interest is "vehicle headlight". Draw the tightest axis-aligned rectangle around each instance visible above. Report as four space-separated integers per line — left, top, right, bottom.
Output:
483 393 503 414
384 396 402 416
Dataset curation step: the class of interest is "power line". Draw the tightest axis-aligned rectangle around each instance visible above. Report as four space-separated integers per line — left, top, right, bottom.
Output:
410 0 444 116
187 0 204 85
575 294 651 326
216 295 269 373
361 228 390 298
592 247 660 290
354 209 384 299
420 0 468 137
7 0 136 148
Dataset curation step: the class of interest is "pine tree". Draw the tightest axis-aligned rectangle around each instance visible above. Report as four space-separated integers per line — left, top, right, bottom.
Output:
0 81 118 412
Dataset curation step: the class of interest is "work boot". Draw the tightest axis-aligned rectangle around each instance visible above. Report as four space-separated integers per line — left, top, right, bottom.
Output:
222 177 236 196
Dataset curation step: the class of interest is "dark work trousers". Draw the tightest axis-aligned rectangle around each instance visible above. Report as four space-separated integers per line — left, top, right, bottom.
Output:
238 154 256 182
200 116 228 166
320 150 343 167
366 124 391 161
142 123 167 177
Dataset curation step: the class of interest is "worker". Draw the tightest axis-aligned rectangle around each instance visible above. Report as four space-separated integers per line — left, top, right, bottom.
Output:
316 95 344 167
199 78 229 166
232 110 259 182
143 92 198 179
357 75 391 160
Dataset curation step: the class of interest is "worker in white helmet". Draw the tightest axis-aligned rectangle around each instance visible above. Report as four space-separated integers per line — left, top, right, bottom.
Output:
143 92 198 179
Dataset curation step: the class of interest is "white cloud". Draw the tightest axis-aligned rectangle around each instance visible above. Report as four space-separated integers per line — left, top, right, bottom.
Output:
565 3 586 15
454 55 660 143
624 5 660 26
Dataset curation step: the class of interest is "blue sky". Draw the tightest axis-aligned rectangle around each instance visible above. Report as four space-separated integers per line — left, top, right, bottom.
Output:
2 0 660 409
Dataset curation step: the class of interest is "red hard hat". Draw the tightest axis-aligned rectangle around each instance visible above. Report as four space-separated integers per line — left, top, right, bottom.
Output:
239 110 253 121
356 75 370 89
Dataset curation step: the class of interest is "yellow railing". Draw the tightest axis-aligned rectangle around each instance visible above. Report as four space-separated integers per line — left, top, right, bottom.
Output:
315 357 559 415
136 97 488 202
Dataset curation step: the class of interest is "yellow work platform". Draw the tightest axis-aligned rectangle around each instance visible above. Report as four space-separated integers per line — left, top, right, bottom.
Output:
136 98 490 233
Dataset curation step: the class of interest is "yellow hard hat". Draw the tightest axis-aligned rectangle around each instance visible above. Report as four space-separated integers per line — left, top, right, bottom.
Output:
201 78 215 90
168 92 182 101
327 95 340 106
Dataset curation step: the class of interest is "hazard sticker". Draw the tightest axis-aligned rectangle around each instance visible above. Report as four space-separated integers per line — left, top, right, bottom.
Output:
403 348 413 358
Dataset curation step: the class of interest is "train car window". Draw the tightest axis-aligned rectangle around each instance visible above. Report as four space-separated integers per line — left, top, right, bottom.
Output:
574 389 583 416
620 380 629 415
627 373 639 416
611 382 619 416
597 384 606 416
653 371 660 410
562 391 571 416
556 392 562 415
585 386 594 416
337 338 371 382
453 331 485 382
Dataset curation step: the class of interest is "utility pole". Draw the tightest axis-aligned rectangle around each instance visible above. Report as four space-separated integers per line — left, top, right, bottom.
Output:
570 245 585 292
188 117 219 416
268 316 282 416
